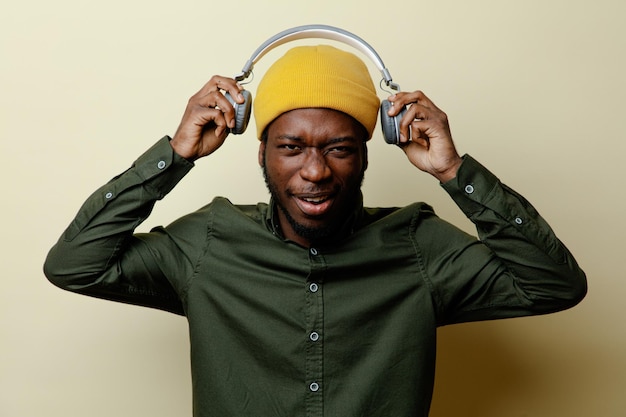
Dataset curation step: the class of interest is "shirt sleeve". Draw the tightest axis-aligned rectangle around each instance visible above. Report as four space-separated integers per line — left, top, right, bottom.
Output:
427 154 587 325
43 136 195 315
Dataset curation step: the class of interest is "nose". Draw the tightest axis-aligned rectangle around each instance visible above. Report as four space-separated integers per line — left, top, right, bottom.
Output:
299 148 331 183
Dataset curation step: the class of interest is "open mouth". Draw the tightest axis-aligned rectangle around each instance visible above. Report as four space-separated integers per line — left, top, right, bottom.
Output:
294 194 334 217
301 195 330 204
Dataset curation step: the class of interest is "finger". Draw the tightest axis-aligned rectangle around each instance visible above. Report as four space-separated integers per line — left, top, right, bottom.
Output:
386 92 410 117
191 89 239 129
402 105 448 145
194 75 244 104
387 91 421 114
387 90 443 117
177 106 223 138
397 102 429 143
397 136 429 169
409 123 430 148
196 75 234 95
221 82 246 105
213 117 229 139
197 107 229 138
415 91 445 114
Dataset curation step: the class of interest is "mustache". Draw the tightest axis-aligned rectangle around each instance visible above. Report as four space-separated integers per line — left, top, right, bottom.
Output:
289 184 340 196
262 165 341 197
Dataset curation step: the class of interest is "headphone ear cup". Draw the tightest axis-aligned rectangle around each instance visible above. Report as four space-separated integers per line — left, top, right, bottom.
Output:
225 90 252 135
380 100 403 145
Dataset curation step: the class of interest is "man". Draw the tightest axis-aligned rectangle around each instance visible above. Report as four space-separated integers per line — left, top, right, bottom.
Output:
44 45 587 416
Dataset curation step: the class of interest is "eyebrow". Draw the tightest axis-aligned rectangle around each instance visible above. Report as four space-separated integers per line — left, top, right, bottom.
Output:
275 134 304 142
275 135 359 145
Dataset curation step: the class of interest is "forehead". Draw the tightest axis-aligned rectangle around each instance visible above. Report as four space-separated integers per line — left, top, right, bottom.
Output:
266 108 367 143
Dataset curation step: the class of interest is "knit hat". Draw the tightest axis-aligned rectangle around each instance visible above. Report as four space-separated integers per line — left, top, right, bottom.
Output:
253 45 380 140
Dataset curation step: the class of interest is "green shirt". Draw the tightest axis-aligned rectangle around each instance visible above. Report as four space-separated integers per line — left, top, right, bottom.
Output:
44 136 586 417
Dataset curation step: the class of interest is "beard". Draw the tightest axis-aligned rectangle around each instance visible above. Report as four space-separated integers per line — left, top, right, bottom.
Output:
262 162 365 243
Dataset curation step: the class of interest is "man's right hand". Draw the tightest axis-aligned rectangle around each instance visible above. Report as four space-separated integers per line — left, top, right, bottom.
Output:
170 76 246 161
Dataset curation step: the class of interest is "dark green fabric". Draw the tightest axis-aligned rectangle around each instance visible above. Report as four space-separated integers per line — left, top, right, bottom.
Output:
44 136 586 417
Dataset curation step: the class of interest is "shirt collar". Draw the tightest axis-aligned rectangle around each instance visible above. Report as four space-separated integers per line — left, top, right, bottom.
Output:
264 192 365 246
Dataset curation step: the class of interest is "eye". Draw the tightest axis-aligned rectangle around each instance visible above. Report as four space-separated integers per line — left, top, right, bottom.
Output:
326 145 356 157
278 143 302 153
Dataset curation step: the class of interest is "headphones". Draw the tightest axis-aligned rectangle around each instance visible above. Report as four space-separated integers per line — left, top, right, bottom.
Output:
225 24 407 145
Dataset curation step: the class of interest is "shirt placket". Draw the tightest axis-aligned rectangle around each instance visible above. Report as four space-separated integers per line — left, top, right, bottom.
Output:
305 246 325 417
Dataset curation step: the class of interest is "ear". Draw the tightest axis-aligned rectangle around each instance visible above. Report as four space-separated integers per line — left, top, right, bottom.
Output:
258 140 266 167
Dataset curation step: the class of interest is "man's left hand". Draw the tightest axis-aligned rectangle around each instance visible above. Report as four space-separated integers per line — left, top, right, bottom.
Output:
386 90 463 183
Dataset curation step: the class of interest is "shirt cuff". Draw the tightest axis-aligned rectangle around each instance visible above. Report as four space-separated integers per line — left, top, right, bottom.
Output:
63 137 194 242
441 154 566 264
130 136 195 199
440 154 500 218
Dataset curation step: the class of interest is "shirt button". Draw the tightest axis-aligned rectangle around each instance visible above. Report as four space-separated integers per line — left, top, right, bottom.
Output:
309 382 320 392
105 192 113 199
515 217 523 225
309 332 320 342
310 248 318 256
157 160 166 169
465 184 475 194
309 283 319 293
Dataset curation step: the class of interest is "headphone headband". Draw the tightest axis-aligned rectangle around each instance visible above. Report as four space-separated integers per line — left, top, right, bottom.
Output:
234 24 400 92
226 24 406 145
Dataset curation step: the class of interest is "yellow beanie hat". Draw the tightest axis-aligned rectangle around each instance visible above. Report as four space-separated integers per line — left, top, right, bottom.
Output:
253 45 380 140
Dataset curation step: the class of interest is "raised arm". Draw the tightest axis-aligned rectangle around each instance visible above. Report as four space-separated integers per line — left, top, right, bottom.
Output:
44 76 246 314
386 90 587 323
